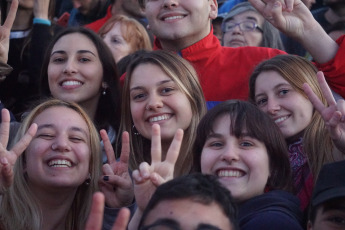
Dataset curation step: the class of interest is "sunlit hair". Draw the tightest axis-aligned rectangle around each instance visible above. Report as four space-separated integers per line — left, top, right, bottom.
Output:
249 54 334 178
193 100 293 192
221 2 285 50
40 27 121 133
0 99 102 230
119 50 207 176
99 14 152 56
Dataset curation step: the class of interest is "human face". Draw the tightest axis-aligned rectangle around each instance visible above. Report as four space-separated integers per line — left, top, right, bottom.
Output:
122 0 145 18
308 199 345 230
130 63 193 142
48 33 104 110
142 199 233 230
254 70 314 139
200 115 270 203
102 22 132 63
25 106 90 190
301 0 316 9
223 11 264 48
144 0 218 50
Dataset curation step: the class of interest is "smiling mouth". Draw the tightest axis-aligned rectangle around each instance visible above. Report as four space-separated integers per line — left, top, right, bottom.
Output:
274 116 289 124
48 159 72 168
164 15 185 21
149 114 171 123
217 169 244 177
60 80 82 87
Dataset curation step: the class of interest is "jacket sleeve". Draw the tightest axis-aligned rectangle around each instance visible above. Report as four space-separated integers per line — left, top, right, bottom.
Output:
315 35 345 99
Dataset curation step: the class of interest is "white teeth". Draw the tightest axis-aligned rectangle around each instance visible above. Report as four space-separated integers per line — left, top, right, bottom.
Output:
48 159 72 167
62 80 82 86
164 16 184 21
218 170 243 177
274 116 288 123
149 114 170 122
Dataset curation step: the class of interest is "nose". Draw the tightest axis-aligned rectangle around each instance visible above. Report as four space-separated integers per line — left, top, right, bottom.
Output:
221 143 240 163
163 0 178 8
266 97 281 115
63 59 77 75
231 24 242 34
51 135 71 152
146 94 163 111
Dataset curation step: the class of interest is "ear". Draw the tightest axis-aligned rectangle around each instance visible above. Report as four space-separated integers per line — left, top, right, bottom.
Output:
102 82 108 89
209 0 218 20
307 220 313 230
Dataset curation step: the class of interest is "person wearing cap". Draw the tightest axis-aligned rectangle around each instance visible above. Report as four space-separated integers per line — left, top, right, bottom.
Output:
307 160 345 230
221 2 285 50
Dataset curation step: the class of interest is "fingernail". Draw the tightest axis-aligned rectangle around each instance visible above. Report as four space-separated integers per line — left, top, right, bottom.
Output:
0 157 8 165
103 176 109 181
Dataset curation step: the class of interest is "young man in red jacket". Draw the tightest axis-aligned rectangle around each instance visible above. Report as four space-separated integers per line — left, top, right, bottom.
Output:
138 0 345 108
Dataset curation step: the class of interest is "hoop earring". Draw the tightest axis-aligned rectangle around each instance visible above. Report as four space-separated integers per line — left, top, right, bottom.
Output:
132 125 140 136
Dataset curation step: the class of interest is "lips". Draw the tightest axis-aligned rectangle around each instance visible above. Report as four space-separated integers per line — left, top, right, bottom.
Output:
273 115 289 124
60 80 83 89
217 169 245 178
160 12 187 22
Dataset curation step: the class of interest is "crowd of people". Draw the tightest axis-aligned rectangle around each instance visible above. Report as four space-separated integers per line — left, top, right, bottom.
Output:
1 0 345 229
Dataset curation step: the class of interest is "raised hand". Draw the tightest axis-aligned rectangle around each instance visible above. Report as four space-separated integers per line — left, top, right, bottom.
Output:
99 130 134 208
132 124 183 212
0 0 18 63
85 192 130 230
0 109 37 193
303 71 345 155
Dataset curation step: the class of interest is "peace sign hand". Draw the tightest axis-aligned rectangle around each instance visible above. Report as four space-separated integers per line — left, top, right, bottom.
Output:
132 124 183 212
99 130 134 208
0 109 37 193
303 71 345 154
0 0 18 63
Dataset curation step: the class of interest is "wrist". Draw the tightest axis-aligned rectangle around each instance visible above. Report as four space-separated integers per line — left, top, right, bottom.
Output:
33 17 51 26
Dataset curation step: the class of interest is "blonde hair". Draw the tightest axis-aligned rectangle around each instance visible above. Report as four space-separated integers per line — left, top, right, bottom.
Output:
0 99 102 230
249 55 335 178
119 50 207 176
99 14 152 53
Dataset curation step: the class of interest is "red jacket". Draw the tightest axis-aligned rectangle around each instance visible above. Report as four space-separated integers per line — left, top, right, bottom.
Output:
153 31 345 105
85 5 112 33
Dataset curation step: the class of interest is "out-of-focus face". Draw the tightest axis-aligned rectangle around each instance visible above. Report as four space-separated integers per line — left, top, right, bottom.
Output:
301 0 316 9
143 0 218 49
122 0 145 18
142 199 233 230
200 115 270 203
74 0 96 15
129 63 193 142
25 106 91 191
102 22 132 63
18 0 34 9
223 10 264 48
47 33 104 110
253 70 314 138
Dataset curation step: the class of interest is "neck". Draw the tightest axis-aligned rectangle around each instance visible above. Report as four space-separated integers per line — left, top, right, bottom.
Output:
12 8 33 31
30 185 78 230
78 94 100 122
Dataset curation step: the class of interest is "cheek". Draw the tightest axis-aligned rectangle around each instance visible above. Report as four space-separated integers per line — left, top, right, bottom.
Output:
200 150 215 173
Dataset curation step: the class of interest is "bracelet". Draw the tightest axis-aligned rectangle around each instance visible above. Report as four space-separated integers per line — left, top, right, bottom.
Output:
33 18 51 26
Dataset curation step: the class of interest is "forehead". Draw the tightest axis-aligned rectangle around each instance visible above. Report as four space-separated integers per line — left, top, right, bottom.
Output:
52 33 98 53
130 63 173 86
143 199 231 229
227 10 263 22
255 70 289 90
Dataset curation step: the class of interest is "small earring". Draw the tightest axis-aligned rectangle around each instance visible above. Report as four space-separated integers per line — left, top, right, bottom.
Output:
102 88 107 96
132 125 140 136
84 173 91 186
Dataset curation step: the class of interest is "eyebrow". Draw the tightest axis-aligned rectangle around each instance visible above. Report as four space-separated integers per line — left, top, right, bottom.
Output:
37 124 88 137
50 50 97 57
130 79 173 92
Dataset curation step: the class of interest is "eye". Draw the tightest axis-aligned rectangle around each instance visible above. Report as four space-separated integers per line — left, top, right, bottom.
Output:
51 57 65 63
70 136 84 143
240 140 253 147
327 216 345 225
79 57 91 63
132 93 146 101
37 134 54 140
278 89 289 96
256 97 267 106
161 87 174 94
